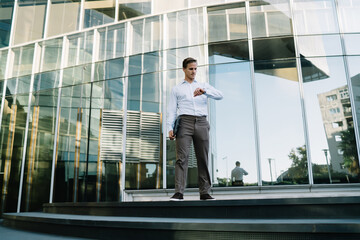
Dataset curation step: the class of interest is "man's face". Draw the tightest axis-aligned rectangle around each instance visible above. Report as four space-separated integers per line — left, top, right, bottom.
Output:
183 62 197 81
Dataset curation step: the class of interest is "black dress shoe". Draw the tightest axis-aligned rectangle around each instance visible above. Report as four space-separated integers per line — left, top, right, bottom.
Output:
200 194 216 200
170 192 184 201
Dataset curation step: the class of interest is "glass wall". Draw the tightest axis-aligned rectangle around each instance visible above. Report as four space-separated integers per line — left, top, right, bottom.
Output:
47 0 80 37
1 0 360 215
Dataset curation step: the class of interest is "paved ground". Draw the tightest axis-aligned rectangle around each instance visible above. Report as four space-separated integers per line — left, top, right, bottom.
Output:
0 219 87 240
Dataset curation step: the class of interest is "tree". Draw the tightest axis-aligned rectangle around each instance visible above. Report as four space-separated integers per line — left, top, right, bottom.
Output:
286 145 308 184
339 127 360 178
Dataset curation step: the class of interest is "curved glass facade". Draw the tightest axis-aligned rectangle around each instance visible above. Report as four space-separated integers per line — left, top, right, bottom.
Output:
1 0 360 214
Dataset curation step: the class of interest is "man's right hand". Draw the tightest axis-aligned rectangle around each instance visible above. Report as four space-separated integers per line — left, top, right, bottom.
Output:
169 130 175 140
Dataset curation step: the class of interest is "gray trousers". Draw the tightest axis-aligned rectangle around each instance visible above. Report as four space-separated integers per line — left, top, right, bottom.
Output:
175 115 211 195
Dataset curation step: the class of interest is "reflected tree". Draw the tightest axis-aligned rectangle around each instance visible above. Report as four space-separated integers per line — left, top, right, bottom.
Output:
339 127 360 178
287 145 308 183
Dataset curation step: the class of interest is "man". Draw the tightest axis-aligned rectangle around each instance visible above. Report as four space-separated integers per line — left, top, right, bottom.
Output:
231 161 248 186
167 57 223 201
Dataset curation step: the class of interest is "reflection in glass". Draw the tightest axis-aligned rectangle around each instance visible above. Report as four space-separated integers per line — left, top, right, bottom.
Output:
125 111 162 189
250 0 292 38
47 0 80 37
131 16 161 55
12 45 34 78
67 32 94 67
33 71 60 92
0 93 29 213
13 0 47 45
337 0 360 33
297 35 342 58
302 56 360 183
208 40 249 65
0 50 8 80
167 8 204 49
253 37 295 60
84 0 115 28
166 46 205 70
53 84 94 202
207 2 247 43
209 62 257 187
293 0 339 35
0 0 14 48
94 58 124 82
346 56 360 180
98 24 126 61
118 0 151 21
39 38 63 73
255 59 307 185
20 89 58 211
63 64 92 87
344 34 360 55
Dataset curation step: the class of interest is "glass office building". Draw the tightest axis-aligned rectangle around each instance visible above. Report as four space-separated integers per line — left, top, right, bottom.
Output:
1 0 360 214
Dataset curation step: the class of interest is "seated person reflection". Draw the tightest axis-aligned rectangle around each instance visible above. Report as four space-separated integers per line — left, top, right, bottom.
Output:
231 161 248 186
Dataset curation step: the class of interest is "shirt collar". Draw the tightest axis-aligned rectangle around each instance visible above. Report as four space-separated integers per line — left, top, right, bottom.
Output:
182 79 197 84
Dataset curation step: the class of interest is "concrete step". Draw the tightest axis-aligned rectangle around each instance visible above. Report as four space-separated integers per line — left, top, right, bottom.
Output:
43 196 360 219
3 212 360 240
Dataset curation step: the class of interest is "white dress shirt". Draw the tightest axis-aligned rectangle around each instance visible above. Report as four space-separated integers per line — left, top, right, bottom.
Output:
167 79 223 132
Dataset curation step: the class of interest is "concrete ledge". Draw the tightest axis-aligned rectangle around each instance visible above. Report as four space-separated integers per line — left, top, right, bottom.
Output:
3 212 360 233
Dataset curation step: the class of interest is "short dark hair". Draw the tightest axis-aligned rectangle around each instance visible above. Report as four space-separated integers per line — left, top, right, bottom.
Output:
236 161 240 166
183 57 197 68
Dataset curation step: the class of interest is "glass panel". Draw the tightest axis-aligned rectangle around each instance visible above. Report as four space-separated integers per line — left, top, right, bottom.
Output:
253 37 295 60
209 40 249 65
167 9 204 49
142 72 160 113
346 56 360 181
127 75 140 111
53 84 94 202
0 93 29 214
210 62 257 187
131 19 143 55
255 59 307 185
0 0 14 48
20 89 58 211
302 56 360 183
125 110 162 189
63 64 92 87
16 75 32 95
12 45 34 78
39 38 63 73
66 32 94 67
0 50 8 80
293 0 339 35
128 54 142 76
94 58 125 82
98 24 126 61
143 52 161 74
166 45 206 70
250 0 292 38
118 0 151 21
131 16 162 55
344 34 360 55
13 0 47 45
33 70 60 92
337 0 360 33
144 16 162 53
47 0 80 37
297 34 343 58
153 0 187 14
207 3 247 42
99 78 123 200
84 0 115 28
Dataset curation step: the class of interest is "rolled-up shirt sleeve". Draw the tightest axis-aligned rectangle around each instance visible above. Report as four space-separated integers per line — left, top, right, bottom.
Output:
167 87 178 133
203 83 223 100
